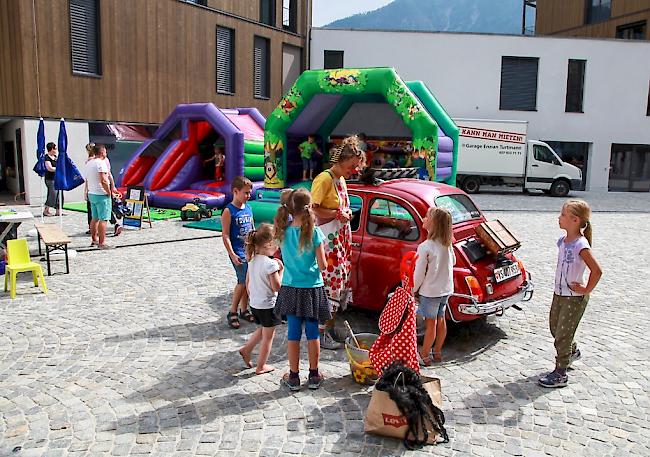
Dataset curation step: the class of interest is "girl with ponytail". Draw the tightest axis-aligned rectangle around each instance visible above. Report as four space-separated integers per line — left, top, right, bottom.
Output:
238 223 284 375
539 199 602 388
273 188 330 391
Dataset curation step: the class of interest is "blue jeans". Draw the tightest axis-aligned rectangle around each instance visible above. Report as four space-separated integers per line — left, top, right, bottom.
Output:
417 295 449 319
286 314 319 341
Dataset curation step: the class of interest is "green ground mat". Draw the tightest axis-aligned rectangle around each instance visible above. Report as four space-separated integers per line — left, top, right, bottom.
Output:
63 202 182 220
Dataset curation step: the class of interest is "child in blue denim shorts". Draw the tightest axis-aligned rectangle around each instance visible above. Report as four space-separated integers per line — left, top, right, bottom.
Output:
412 207 455 366
221 176 255 329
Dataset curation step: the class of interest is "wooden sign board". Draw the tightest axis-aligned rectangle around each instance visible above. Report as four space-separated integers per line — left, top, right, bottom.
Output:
123 186 152 229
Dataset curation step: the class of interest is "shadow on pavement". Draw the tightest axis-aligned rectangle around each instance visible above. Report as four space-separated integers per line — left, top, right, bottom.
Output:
460 373 554 427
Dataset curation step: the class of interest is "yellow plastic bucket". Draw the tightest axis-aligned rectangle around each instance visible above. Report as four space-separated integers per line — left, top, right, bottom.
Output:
345 333 379 385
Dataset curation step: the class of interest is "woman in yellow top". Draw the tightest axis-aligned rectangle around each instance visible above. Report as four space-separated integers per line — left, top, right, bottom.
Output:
311 136 365 350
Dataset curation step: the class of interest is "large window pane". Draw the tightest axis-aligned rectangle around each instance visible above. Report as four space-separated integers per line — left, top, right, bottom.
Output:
254 36 270 99
367 198 419 241
69 0 101 76
324 50 344 70
586 0 611 24
565 59 586 113
499 56 538 111
260 0 276 26
216 27 235 94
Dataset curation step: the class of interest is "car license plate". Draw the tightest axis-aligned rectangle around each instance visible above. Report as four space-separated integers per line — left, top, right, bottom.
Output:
494 263 520 283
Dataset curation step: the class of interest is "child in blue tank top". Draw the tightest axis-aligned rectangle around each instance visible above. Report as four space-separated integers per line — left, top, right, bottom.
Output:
221 176 255 329
273 188 330 391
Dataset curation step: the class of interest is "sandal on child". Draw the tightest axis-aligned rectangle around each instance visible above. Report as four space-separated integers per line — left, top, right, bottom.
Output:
419 355 434 367
433 352 443 363
227 312 240 329
239 309 256 323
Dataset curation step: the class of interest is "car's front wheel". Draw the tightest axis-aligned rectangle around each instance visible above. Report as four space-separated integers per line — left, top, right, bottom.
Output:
550 179 570 197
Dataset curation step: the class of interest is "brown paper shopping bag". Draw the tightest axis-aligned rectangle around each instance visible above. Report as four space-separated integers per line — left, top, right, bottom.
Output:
364 376 444 445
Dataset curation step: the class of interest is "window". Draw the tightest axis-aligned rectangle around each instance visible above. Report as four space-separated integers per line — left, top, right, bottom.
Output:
69 0 101 76
216 27 235 94
585 0 611 24
565 59 586 113
533 145 560 165
282 0 297 32
435 195 481 225
260 0 276 26
545 141 589 190
367 198 419 241
324 50 344 70
616 21 647 40
499 56 538 111
253 36 270 99
349 195 363 232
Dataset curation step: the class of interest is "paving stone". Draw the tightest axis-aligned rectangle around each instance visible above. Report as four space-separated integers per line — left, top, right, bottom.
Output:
1 197 649 457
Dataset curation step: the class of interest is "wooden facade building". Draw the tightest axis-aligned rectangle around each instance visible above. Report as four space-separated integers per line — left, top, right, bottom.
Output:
536 0 650 40
0 0 312 124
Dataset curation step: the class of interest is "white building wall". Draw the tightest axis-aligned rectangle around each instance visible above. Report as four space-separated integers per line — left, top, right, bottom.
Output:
18 119 90 205
310 29 650 191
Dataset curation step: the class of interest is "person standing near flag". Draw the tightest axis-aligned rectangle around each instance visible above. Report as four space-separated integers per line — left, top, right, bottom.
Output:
43 142 61 216
84 144 113 249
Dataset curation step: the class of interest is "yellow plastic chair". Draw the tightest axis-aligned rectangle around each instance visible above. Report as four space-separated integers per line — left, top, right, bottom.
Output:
4 239 48 299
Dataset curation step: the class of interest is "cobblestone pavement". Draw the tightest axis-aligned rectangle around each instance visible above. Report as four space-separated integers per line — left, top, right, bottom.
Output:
1 194 649 456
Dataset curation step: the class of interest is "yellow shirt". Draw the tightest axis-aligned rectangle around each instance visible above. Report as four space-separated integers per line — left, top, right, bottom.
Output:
311 170 347 209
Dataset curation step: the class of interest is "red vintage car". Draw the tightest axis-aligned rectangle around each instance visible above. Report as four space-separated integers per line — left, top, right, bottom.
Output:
346 179 533 322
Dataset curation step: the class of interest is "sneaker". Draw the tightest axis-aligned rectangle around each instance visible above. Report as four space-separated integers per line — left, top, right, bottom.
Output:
308 373 324 390
538 370 568 388
320 331 343 350
568 348 582 368
281 373 301 392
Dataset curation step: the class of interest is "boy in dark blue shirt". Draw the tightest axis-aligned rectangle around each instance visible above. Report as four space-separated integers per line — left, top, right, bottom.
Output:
221 176 255 329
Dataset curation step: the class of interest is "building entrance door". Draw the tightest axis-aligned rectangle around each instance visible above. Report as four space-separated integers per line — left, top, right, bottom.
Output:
609 144 650 192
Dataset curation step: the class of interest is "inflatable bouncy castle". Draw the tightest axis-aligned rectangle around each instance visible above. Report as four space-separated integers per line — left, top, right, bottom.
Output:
117 104 265 208
263 68 458 189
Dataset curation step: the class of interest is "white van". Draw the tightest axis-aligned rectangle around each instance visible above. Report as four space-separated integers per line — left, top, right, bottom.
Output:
454 119 582 196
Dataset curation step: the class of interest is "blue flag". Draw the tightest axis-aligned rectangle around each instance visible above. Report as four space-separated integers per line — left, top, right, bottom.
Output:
54 119 84 191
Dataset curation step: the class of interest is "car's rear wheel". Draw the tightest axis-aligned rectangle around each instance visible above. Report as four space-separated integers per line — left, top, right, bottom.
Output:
461 176 481 194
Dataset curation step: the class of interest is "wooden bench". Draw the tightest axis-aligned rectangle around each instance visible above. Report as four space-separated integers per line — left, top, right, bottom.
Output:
34 224 71 276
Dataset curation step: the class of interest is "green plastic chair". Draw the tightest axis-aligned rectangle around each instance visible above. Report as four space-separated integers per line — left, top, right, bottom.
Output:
4 239 48 299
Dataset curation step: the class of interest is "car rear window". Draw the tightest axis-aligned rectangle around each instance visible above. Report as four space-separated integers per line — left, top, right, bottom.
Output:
435 194 481 224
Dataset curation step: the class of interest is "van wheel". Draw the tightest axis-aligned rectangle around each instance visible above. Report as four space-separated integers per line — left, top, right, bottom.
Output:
550 179 570 197
461 176 481 194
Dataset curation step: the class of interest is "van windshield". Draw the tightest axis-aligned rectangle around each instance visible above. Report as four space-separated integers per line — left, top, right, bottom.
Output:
435 194 482 224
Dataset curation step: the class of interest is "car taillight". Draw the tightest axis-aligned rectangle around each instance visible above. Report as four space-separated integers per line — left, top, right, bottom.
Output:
465 276 484 303
517 260 526 280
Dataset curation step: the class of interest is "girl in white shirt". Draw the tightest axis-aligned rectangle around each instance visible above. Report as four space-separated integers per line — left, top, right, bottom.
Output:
238 223 284 375
539 199 602 388
413 207 455 366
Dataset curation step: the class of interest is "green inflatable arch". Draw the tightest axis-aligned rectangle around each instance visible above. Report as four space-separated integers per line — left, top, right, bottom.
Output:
263 68 440 188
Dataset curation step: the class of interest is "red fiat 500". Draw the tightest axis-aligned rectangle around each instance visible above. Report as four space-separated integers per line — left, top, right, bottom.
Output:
346 179 533 322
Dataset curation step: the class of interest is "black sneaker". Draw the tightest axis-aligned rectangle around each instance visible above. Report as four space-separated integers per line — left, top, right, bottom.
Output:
281 373 301 392
308 373 324 390
538 370 568 388
568 348 582 368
